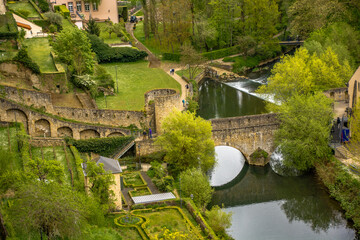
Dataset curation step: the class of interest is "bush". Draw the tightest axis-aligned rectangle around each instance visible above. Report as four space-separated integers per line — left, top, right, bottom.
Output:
17 9 30 18
13 48 41 74
54 5 70 18
66 136 134 157
37 0 50 12
93 65 114 88
87 34 148 63
44 12 62 26
0 12 18 39
202 45 241 60
48 24 57 33
162 52 181 61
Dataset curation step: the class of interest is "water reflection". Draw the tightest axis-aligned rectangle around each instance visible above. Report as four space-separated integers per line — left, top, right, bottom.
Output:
211 165 357 240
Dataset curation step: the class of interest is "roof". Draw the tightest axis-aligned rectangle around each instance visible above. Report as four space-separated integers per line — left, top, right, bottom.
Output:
17 22 31 30
132 192 176 204
82 156 122 176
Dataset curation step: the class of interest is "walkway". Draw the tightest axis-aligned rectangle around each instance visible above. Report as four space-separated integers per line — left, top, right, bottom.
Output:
125 22 188 111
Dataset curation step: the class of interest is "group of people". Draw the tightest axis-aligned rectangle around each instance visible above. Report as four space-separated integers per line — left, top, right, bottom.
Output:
170 69 175 75
143 128 152 139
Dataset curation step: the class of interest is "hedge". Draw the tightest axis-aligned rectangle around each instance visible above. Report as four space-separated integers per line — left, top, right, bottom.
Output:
128 186 152 198
54 5 70 18
66 135 134 157
13 48 41 74
87 34 148 63
0 12 18 39
32 19 50 29
122 171 147 188
69 146 85 191
28 0 45 19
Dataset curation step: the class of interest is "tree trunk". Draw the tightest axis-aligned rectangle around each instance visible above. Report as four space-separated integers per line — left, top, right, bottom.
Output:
140 0 150 39
0 211 7 240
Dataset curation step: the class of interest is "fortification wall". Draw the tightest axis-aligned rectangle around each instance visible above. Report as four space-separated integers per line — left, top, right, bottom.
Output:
30 137 65 147
136 139 162 156
324 87 348 102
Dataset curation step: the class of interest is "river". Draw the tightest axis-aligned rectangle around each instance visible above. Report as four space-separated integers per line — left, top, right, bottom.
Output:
198 76 357 239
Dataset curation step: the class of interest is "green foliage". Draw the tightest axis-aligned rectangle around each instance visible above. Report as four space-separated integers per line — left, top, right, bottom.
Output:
44 11 62 27
162 53 181 61
275 93 333 171
179 168 214 209
180 45 205 80
156 110 215 174
37 0 50 12
257 47 353 102
93 65 114 88
86 18 101 37
0 12 18 39
17 9 30 18
66 136 134 157
205 205 232 238
85 161 115 206
51 27 95 75
48 24 57 33
70 146 86 191
87 34 148 63
202 45 241 60
54 5 70 18
25 157 64 183
8 182 89 239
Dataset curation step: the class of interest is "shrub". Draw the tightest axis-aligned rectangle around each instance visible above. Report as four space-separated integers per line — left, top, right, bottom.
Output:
37 0 50 12
66 136 134 157
17 9 30 18
0 12 18 39
87 34 148 63
54 5 70 18
93 65 114 88
48 24 57 33
44 12 62 26
13 48 41 74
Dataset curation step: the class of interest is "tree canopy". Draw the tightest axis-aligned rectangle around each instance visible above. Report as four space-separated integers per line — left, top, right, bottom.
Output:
274 93 333 171
155 110 215 174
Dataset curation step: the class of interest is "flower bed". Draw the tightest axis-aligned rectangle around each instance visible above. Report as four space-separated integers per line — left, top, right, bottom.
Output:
122 171 147 188
128 186 152 198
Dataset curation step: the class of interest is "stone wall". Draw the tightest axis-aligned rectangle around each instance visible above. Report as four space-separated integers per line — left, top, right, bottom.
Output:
135 139 161 156
211 113 279 162
30 137 65 147
324 87 348 102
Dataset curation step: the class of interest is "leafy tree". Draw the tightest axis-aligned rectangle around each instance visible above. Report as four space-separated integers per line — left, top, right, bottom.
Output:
257 47 352 102
25 157 64 183
156 110 215 174
9 182 89 239
44 12 63 27
179 168 214 209
236 35 256 56
51 27 95 75
275 93 333 171
86 18 100 36
180 45 205 80
85 161 115 206
205 205 232 238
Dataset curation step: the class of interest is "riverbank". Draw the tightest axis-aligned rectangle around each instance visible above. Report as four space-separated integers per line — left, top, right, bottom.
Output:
316 157 360 233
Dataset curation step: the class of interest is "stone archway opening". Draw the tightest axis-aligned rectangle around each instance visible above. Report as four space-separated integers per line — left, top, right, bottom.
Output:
34 119 51 137
107 132 125 137
6 108 28 132
80 129 100 139
57 126 73 138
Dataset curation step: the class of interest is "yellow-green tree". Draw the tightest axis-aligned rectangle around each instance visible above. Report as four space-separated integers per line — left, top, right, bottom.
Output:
155 110 215 174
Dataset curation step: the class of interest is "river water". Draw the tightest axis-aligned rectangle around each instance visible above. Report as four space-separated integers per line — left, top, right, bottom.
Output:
199 76 357 239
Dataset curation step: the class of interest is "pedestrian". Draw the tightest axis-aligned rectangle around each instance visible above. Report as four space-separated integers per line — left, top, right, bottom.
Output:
149 128 152 138
182 99 185 107
185 84 189 89
170 69 172 75
143 129 147 140
337 117 341 128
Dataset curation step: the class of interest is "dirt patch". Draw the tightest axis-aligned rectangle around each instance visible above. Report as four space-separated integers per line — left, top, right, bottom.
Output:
51 93 83 108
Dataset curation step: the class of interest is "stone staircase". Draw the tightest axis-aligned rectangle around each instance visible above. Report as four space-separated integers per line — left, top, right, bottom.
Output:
76 93 97 109
335 145 355 159
112 140 135 159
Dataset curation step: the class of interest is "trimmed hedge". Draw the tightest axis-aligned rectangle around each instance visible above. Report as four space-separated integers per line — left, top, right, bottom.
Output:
66 136 134 157
28 0 45 19
87 34 148 63
54 5 70 18
0 12 18 39
128 186 152 198
69 146 85 191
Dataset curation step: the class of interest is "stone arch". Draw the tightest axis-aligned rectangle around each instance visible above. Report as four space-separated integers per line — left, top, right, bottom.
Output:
214 143 248 162
107 132 125 137
330 92 335 98
6 108 28 132
57 126 73 138
34 119 51 137
80 129 100 139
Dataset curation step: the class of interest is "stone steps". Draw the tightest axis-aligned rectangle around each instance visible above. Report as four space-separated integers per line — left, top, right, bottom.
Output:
113 140 135 159
335 145 355 159
76 93 96 109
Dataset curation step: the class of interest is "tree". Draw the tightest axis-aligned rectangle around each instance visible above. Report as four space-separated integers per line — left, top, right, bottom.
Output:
205 205 232 237
25 157 64 183
9 182 89 239
85 161 114 206
257 47 352 102
156 110 215 174
180 45 205 80
179 168 214 209
86 18 101 36
275 93 333 171
52 27 95 75
44 12 62 27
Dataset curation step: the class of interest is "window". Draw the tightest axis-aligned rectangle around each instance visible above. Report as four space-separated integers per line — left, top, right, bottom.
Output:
92 2 98 11
84 2 90 11
76 1 82 12
68 2 73 12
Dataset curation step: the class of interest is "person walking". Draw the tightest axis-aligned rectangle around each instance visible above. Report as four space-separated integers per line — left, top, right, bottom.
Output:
149 128 152 138
143 129 147 140
182 99 185 107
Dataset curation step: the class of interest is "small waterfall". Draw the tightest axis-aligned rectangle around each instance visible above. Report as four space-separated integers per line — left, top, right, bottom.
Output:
270 147 304 177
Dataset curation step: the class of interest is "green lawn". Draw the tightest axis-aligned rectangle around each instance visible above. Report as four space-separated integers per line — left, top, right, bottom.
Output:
98 22 123 45
24 38 57 73
62 17 74 30
0 125 22 171
123 171 146 187
7 1 41 18
96 61 181 110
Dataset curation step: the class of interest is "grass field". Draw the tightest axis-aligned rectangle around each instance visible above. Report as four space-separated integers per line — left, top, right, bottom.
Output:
7 1 41 18
95 61 181 110
0 126 23 171
24 38 57 73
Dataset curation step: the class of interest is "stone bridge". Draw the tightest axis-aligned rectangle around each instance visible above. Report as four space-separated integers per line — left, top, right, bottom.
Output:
210 113 279 164
0 98 134 139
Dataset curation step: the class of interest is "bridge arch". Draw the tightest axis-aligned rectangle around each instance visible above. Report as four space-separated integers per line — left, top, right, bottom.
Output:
34 119 51 137
57 126 73 138
80 129 100 139
215 143 249 162
6 108 28 132
107 132 125 137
